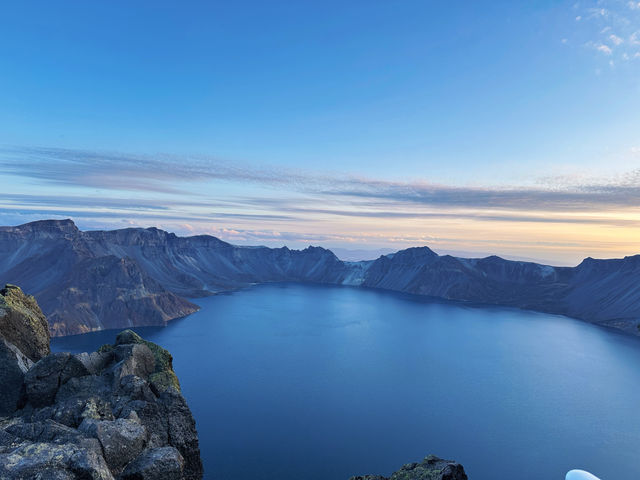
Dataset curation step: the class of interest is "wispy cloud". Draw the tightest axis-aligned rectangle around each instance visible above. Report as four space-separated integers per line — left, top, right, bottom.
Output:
0 146 328 194
595 43 614 53
573 0 640 64
3 145 640 264
3 146 640 214
609 33 624 44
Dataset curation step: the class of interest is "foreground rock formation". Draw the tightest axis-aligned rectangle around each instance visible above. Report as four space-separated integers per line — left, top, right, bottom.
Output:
0 285 51 417
2 219 640 336
349 455 468 480
0 285 203 479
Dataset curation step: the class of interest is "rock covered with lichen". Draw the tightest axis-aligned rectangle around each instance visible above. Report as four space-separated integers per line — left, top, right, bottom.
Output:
0 284 51 417
0 284 50 362
350 455 468 480
99 329 181 393
0 285 203 479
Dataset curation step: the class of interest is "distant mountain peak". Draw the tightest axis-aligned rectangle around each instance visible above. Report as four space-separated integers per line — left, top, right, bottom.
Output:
389 246 439 261
23 218 77 230
2 218 80 237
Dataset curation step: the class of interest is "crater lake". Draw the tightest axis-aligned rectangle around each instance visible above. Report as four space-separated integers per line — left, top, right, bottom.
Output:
52 283 640 480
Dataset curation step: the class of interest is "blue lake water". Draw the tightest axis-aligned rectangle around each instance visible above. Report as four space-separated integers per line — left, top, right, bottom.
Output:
52 283 640 480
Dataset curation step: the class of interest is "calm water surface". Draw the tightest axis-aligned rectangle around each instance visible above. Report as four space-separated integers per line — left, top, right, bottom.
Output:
52 283 640 480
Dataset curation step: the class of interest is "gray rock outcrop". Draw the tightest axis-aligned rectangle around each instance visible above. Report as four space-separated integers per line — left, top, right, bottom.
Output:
350 454 468 480
0 286 203 479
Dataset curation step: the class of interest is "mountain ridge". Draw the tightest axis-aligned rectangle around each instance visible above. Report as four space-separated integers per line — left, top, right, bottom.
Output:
1 219 640 337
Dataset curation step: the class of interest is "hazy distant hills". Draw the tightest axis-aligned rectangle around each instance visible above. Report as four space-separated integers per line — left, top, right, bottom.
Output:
1 219 640 337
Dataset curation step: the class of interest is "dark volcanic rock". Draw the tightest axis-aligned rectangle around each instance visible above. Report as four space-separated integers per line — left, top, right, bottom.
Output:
0 440 114 479
350 454 468 480
79 418 147 473
0 313 203 480
0 338 31 416
121 446 185 480
24 353 76 408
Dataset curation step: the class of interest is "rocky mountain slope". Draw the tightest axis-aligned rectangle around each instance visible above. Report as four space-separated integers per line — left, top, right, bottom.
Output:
0 220 352 335
0 220 200 336
2 219 640 336
0 284 202 479
359 247 640 334
349 454 468 480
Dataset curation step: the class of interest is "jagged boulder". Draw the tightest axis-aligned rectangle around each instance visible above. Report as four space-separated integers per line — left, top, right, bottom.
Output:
350 455 468 480
112 329 181 392
0 338 30 417
79 418 147 474
121 446 185 480
24 352 91 408
0 440 114 479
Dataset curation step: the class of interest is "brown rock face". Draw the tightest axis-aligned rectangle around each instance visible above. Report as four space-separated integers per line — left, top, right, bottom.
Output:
0 284 50 362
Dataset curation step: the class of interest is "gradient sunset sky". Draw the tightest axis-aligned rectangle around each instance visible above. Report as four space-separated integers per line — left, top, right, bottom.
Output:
1 1 640 265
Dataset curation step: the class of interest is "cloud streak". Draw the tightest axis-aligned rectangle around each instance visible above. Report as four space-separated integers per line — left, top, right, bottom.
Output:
3 145 640 265
3 146 640 214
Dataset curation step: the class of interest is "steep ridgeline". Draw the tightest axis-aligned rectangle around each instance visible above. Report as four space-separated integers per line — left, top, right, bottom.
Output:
2 219 640 336
82 226 351 295
0 220 200 336
0 220 351 336
360 247 640 334
0 285 203 480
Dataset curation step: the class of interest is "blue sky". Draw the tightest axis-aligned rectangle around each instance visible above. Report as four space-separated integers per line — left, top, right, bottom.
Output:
1 1 640 264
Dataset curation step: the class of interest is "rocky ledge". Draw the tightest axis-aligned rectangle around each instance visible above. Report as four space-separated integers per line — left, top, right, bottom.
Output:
0 284 203 479
349 455 468 480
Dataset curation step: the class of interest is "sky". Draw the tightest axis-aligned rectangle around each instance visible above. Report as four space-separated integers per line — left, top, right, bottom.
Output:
1 0 640 265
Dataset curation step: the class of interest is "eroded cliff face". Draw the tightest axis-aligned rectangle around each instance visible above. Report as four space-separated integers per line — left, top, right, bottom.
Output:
42 255 200 337
0 286 203 480
0 220 350 336
0 220 200 336
349 454 468 480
